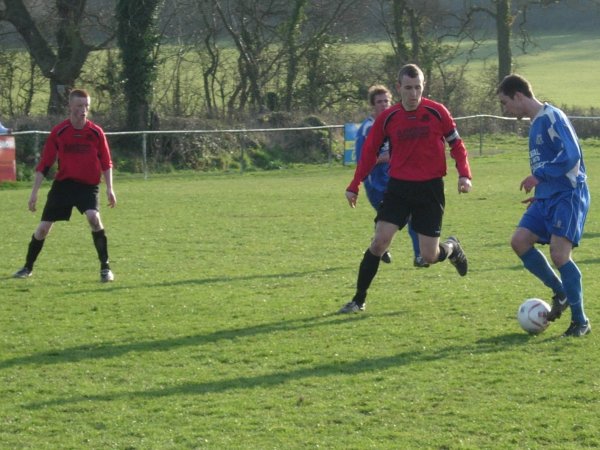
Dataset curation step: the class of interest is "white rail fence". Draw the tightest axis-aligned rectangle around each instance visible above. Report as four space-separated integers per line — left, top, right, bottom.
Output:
11 114 600 179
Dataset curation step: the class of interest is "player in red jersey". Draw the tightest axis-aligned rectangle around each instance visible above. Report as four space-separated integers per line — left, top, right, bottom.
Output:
13 89 117 282
338 64 472 313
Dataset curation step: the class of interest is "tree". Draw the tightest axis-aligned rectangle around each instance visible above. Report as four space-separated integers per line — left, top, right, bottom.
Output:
0 0 113 114
467 0 563 83
467 0 514 82
116 0 163 130
279 0 359 112
373 0 481 110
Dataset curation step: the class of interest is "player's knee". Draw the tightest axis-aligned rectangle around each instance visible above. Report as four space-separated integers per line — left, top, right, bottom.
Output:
370 238 390 257
34 222 53 240
550 250 570 268
510 234 528 255
86 211 103 231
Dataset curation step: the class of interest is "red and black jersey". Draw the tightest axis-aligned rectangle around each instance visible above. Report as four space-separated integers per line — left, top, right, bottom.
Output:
36 119 113 186
347 98 471 194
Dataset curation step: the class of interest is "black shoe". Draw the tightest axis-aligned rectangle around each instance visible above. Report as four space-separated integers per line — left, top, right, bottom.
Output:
446 236 467 276
100 268 115 282
562 320 591 337
337 301 366 314
413 256 430 268
547 293 568 322
381 251 392 264
13 267 32 278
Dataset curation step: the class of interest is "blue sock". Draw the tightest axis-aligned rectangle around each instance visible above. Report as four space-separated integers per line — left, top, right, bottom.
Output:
520 248 564 295
558 260 587 324
407 221 420 258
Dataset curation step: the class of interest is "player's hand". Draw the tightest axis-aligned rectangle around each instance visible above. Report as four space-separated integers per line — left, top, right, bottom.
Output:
458 177 471 194
520 175 538 194
107 189 117 208
345 190 358 208
521 197 535 209
28 193 37 212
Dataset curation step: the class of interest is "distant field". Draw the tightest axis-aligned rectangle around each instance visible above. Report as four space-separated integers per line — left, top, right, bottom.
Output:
355 31 600 110
465 32 600 109
6 31 599 117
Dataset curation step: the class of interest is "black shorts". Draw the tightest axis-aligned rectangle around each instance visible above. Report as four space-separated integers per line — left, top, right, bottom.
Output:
41 179 99 222
376 177 445 237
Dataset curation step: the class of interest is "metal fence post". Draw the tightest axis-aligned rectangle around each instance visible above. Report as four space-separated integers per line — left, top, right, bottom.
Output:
479 115 484 156
240 133 246 173
328 128 333 166
142 132 148 179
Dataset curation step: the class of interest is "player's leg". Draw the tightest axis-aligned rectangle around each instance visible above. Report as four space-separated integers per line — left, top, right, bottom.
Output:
13 221 54 278
513 199 568 321
85 209 114 282
550 187 590 336
512 226 566 315
338 220 398 313
411 178 467 275
549 235 588 334
14 181 68 279
366 186 392 264
79 182 114 283
407 219 428 267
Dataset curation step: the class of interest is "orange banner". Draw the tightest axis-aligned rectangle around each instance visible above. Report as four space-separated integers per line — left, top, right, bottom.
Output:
0 135 16 182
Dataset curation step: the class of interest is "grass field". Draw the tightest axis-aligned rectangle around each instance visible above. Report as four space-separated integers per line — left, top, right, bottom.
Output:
1 141 600 448
464 32 600 109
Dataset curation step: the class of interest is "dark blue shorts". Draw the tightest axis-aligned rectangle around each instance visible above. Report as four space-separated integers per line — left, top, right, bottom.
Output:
518 184 590 246
41 179 99 222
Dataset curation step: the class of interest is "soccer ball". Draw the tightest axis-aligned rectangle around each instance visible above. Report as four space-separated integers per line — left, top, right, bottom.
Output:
517 298 551 334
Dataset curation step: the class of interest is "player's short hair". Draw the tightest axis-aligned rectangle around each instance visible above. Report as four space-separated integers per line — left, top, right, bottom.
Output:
397 64 424 83
496 74 534 99
367 85 391 106
69 89 90 102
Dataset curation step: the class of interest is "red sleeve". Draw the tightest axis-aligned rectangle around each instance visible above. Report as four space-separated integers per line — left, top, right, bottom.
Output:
96 127 113 171
346 112 386 193
441 105 471 179
449 138 472 179
36 131 58 175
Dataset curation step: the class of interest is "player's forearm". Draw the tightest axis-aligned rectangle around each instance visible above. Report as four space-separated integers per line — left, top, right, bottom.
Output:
103 168 114 191
31 171 45 194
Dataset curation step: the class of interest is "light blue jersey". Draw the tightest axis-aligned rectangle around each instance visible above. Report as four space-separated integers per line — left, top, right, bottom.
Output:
520 103 590 246
529 103 587 199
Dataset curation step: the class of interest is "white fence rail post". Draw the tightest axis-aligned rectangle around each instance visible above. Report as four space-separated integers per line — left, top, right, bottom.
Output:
9 115 600 177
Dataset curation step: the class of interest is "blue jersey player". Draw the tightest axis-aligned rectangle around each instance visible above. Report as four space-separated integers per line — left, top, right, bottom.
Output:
497 74 591 337
355 85 425 267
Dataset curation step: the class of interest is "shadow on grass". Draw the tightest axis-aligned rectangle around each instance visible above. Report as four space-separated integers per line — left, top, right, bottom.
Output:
23 327 544 410
60 267 348 295
0 312 370 370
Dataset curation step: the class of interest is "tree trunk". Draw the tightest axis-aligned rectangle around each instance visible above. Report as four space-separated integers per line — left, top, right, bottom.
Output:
283 0 308 111
496 0 513 82
0 0 93 115
116 0 161 130
391 0 411 65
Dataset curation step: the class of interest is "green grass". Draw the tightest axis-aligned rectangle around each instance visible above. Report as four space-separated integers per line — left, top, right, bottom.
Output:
1 142 600 448
468 32 600 109
334 31 600 111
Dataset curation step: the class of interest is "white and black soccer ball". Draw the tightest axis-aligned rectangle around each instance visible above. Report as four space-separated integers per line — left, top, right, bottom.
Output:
517 298 551 334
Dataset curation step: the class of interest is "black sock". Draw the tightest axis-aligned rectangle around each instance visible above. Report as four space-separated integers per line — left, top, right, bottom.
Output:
355 249 381 304
25 234 45 270
92 229 110 270
437 241 451 262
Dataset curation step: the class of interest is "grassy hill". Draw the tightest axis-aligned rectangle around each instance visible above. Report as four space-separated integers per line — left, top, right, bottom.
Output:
463 32 600 110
